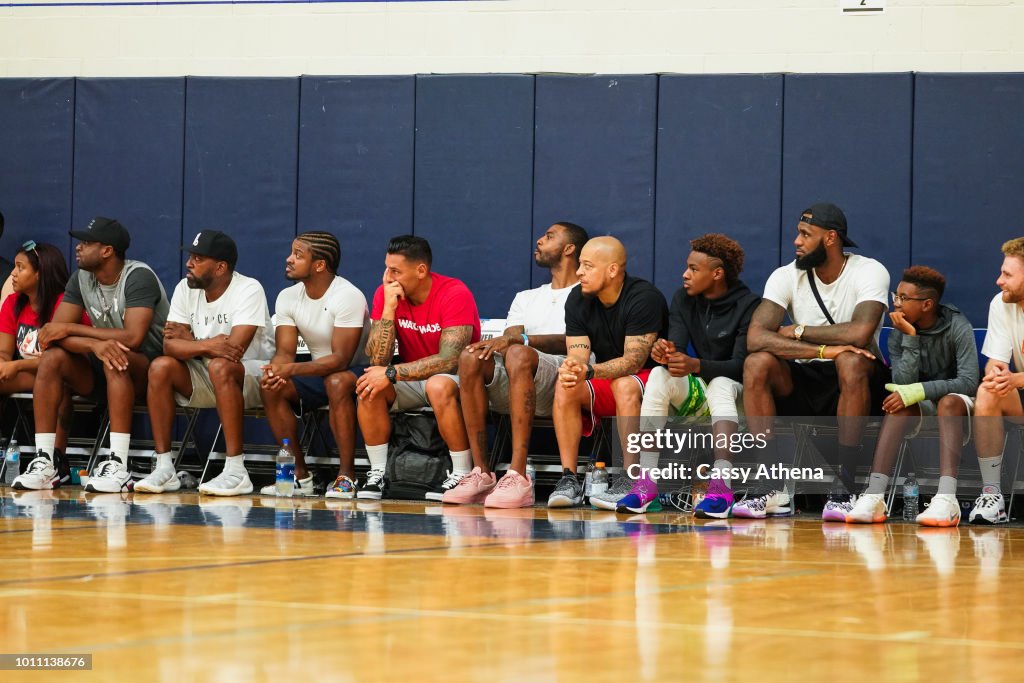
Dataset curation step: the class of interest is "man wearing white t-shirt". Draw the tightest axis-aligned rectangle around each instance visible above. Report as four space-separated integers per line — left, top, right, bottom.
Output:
136 231 275 497
970 237 1024 525
258 232 370 499
453 221 588 508
739 203 889 519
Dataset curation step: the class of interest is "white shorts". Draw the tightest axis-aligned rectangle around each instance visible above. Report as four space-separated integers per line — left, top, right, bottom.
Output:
175 358 264 410
484 351 564 417
909 393 975 444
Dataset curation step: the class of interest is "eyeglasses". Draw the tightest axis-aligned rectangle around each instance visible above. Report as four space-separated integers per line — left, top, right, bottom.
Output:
21 240 37 253
892 292 929 305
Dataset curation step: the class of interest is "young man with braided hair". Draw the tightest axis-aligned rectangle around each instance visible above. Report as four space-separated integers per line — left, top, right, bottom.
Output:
610 233 760 516
258 232 370 498
845 266 978 526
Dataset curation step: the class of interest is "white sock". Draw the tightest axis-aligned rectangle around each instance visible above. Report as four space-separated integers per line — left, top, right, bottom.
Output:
110 432 131 465
712 458 732 489
449 449 472 475
979 454 1003 494
155 452 173 470
937 476 958 496
865 472 889 495
224 454 247 473
639 451 659 472
35 433 57 458
366 443 388 472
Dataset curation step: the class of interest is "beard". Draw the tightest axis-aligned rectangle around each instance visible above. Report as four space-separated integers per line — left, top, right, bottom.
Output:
534 250 559 269
795 242 828 270
1003 285 1024 304
186 273 212 290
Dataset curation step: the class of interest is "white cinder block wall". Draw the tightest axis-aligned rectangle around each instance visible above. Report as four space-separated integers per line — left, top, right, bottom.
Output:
0 0 1022 77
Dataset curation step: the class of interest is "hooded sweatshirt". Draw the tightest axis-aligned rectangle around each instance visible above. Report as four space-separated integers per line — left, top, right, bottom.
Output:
667 281 761 383
888 303 979 400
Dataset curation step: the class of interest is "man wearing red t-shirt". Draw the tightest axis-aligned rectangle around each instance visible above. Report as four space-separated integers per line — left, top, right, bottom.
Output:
355 235 481 501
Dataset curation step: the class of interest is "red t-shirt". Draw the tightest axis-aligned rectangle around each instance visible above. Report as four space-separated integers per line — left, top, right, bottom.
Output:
0 293 91 359
371 272 481 362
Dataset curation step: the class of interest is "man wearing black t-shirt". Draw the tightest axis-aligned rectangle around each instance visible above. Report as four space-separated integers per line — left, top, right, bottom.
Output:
549 236 668 507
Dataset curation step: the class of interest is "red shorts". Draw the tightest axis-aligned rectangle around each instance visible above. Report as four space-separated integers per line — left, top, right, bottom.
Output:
581 367 652 437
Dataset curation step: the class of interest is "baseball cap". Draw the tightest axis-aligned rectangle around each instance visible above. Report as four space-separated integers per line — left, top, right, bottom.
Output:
69 217 131 253
800 202 858 248
182 230 238 268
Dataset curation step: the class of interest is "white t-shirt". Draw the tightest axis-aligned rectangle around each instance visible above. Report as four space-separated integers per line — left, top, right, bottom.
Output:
981 292 1024 371
275 276 371 366
167 272 276 376
762 253 890 356
505 282 577 335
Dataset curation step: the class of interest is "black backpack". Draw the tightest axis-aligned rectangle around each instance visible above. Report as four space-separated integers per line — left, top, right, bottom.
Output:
385 411 451 500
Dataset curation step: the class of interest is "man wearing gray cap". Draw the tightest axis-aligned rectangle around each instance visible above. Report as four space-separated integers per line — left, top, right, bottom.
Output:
14 217 169 493
135 230 274 496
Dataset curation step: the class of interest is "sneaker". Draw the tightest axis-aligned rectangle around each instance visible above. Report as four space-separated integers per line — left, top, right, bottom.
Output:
426 470 466 502
325 474 358 499
442 466 497 504
616 474 661 514
732 490 792 519
845 492 887 524
822 494 856 522
590 475 633 511
969 492 1007 525
694 479 735 519
916 493 960 528
357 469 386 500
198 467 253 497
547 473 583 508
12 453 58 491
51 448 71 487
483 469 534 509
135 466 181 494
85 459 132 493
259 474 317 497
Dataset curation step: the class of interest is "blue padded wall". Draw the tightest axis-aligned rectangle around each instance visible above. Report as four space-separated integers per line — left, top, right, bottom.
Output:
298 76 415 300
0 79 75 252
414 75 535 318
913 73 1024 327
655 75 783 297
73 78 186 289
183 77 299 302
533 75 658 286
782 74 913 295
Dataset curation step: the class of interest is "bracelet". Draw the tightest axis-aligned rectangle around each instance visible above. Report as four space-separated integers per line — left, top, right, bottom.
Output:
818 345 826 360
521 333 529 347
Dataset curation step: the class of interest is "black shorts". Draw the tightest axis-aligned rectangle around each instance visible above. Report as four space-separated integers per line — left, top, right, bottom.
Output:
777 359 891 417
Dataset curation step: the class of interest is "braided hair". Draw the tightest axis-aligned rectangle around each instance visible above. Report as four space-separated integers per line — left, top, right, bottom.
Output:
296 231 341 274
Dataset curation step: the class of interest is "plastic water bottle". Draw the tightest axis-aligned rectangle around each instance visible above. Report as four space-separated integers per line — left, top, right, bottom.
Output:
525 459 536 489
582 453 597 498
3 439 20 487
275 439 295 497
902 472 919 521
591 462 609 496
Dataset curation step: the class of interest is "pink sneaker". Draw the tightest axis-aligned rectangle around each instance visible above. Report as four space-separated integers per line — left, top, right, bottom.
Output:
441 466 497 504
483 469 535 508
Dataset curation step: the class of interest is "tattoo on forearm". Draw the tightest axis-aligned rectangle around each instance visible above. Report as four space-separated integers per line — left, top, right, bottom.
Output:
395 325 473 381
367 319 396 365
594 333 656 379
568 343 591 350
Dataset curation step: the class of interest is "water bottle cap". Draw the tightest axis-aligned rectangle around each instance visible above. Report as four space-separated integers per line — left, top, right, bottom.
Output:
595 462 605 468
282 439 290 446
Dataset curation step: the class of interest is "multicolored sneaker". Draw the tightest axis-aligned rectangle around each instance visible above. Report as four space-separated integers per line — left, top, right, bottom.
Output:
845 492 887 524
325 474 358 499
822 494 856 522
969 492 1007 525
693 479 735 519
732 490 792 519
916 493 960 527
615 473 660 514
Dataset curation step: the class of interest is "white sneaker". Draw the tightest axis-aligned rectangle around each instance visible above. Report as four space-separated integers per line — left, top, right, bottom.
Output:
916 493 961 527
199 468 253 497
732 490 792 519
85 459 132 493
846 493 887 524
259 474 317 497
12 454 58 491
135 466 181 494
969 492 1007 525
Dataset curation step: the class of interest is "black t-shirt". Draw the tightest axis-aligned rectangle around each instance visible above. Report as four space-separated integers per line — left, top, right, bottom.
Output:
564 274 668 366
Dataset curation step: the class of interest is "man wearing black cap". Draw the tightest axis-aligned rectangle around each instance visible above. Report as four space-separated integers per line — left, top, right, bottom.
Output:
135 230 274 496
14 217 169 493
737 203 890 520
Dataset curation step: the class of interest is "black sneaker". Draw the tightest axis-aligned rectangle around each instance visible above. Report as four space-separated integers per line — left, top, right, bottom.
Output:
547 472 583 508
425 470 464 502
51 448 71 487
357 469 386 500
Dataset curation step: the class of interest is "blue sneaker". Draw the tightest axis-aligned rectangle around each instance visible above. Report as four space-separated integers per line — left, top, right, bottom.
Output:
694 479 734 519
615 474 661 514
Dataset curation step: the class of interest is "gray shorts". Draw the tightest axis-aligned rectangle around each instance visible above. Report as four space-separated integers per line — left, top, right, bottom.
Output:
908 393 975 444
390 374 461 412
175 358 264 410
485 351 563 417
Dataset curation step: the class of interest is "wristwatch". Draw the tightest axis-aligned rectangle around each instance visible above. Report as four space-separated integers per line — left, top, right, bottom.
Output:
385 365 397 384
794 324 805 342
585 363 595 381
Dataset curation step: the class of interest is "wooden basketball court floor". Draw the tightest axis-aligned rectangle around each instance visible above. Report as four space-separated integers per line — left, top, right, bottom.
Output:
2 489 1023 682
